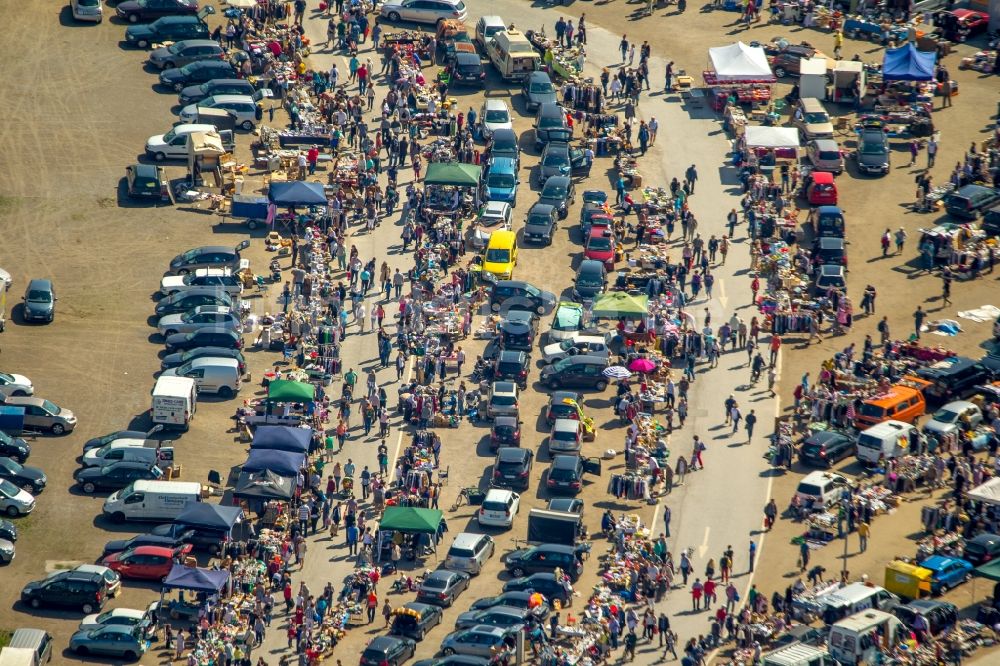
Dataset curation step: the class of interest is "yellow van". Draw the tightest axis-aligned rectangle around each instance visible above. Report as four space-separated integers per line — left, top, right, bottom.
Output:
483 230 517 280
884 560 933 600
855 383 927 429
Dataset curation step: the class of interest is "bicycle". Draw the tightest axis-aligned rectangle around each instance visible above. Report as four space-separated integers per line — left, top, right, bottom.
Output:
450 486 483 511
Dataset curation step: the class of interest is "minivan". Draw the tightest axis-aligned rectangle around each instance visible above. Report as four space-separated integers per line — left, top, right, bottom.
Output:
943 184 1000 220
828 610 904 665
856 420 916 465
146 123 234 162
533 102 571 150
6 629 53 665
179 94 264 131
162 357 242 398
913 357 990 402
794 98 834 140
855 385 925 428
0 394 77 435
540 355 610 391
794 471 847 510
474 15 506 50
445 532 495 575
817 582 900 625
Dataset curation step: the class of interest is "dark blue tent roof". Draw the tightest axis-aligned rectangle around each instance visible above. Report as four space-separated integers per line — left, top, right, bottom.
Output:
251 426 312 454
175 503 243 531
268 181 327 206
882 44 936 81
162 565 230 593
242 448 305 477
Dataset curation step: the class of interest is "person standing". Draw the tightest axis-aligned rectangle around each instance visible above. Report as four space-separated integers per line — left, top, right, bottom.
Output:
858 520 870 552
748 540 757 573
913 305 926 339
894 227 908 254
927 136 938 167
942 273 952 306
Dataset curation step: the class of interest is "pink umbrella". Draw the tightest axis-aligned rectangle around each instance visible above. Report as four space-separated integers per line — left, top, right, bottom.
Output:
628 358 657 374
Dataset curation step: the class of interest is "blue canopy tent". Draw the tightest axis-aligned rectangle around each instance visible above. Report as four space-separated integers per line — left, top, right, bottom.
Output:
882 44 936 81
174 503 243 534
267 181 327 206
241 448 305 477
251 425 312 454
161 565 229 593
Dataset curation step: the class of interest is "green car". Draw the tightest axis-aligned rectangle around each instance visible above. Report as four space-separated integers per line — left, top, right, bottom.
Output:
70 624 147 660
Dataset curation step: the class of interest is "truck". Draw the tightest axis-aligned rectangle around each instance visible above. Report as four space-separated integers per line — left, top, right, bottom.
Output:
151 376 197 431
103 480 202 523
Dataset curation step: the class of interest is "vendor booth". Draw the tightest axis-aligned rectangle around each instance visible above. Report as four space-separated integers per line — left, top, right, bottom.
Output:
187 130 232 191
233 469 296 510
159 564 231 622
175 503 244 537
876 44 942 127
250 425 312 453
832 60 865 104
590 292 649 319
705 42 776 111
743 126 800 164
375 506 444 562
241 448 306 478
267 181 328 231
421 162 482 226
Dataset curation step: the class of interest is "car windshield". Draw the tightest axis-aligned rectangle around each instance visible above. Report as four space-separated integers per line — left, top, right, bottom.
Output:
818 150 840 160
0 479 19 497
485 248 510 263
861 139 886 155
932 408 962 423
41 400 60 415
491 395 516 406
539 116 563 128
179 63 197 76
168 42 187 54
526 214 550 228
543 152 568 167
530 81 554 94
543 182 567 198
80 0 100 6
577 271 602 287
484 109 509 123
27 290 51 302
552 358 574 372
488 172 515 188
552 429 577 441
422 577 447 590
480 214 506 227
804 111 829 123
588 236 612 251
0 373 14 383
524 285 540 297
177 362 194 374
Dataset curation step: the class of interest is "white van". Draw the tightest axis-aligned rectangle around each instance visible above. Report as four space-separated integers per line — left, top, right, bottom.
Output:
145 123 235 161
817 582 899 625
475 16 506 50
152 376 197 431
856 420 915 465
6 628 53 666
103 480 202 523
794 471 848 510
828 610 904 665
762 643 832 666
162 357 242 399
485 29 540 81
82 439 174 468
0 648 36 666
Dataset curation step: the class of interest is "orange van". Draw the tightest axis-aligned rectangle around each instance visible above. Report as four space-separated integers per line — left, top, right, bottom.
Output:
855 381 928 429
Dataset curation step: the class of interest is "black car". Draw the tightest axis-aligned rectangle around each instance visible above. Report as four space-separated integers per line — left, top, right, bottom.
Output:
149 522 227 554
164 327 243 352
981 205 1000 237
159 60 238 93
545 454 601 495
540 355 609 391
573 259 607 301
504 543 585 580
489 280 555 315
449 52 486 87
533 102 571 149
498 311 538 350
799 431 855 467
359 636 417 666
855 125 890 176
124 13 211 49
812 236 847 268
537 176 576 220
155 289 234 317
416 570 470 608
546 391 582 424
161 347 246 374
83 430 151 453
964 533 1000 566
493 350 530 388
75 461 161 494
21 570 108 614
0 431 30 464
521 71 557 111
914 357 989 402
470 591 550 620
125 163 169 201
894 600 958 636
489 417 521 450
523 204 557 245
102 532 194 557
0 518 18 543
502 574 572 606
943 184 1000 220
168 242 248 275
0 457 46 494
388 602 443 641
117 0 199 23
492 447 533 490
179 78 256 104
487 129 520 166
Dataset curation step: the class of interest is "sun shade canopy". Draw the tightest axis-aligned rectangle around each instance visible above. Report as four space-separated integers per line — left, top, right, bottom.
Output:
378 506 444 534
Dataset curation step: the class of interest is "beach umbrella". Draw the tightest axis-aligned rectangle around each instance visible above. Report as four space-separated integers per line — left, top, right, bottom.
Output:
628 358 657 374
602 366 631 380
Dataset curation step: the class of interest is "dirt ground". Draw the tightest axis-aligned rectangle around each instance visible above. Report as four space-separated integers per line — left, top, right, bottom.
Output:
2 0 1000 664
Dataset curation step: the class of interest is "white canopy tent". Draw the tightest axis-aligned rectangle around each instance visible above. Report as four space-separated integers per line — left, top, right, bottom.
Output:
744 126 800 149
708 42 775 82
967 477 1000 506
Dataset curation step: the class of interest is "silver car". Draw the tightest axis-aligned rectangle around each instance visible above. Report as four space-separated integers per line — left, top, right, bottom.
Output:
471 201 512 249
487 382 519 419
807 139 844 175
440 625 510 657
149 39 225 70
444 532 494 575
380 0 467 24
0 393 77 435
157 305 242 337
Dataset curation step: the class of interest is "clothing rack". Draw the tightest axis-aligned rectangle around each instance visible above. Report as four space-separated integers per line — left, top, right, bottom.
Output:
608 473 648 501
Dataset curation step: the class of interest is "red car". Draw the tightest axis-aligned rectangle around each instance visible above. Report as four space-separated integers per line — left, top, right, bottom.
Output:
101 545 192 581
584 227 616 269
936 9 989 42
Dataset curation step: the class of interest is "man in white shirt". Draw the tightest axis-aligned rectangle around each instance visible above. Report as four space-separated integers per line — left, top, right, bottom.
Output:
648 117 659 145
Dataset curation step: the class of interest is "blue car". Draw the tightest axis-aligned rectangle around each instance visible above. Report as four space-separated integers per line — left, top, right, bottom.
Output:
919 555 973 595
70 624 147 660
482 157 519 205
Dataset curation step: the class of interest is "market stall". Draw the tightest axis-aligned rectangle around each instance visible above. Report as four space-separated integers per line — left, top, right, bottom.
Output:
233 469 296 513
875 43 942 123
742 126 800 165
421 162 482 225
375 506 444 562
249 425 312 453
704 42 776 112
241 448 306 478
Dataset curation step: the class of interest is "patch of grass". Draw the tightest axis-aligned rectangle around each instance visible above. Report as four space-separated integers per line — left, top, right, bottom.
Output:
0 196 18 212
96 196 115 208
0 629 12 649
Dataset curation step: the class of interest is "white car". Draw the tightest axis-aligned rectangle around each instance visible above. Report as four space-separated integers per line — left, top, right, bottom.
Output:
0 372 33 397
0 268 11 291
157 305 243 337
480 99 513 139
478 488 519 528
471 201 513 249
79 606 153 633
160 268 243 297
71 0 103 22
179 94 262 130
380 0 467 24
541 335 611 364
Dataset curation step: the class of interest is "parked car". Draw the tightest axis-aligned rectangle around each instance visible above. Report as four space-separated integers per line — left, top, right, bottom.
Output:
439 626 511 657
125 12 213 49
486 382 519 419
125 163 170 201
502 574 572 605
470 591 550 620
102 532 193 557
179 78 257 105
157 305 243 337
163 327 243 352
448 51 486 86
179 94 264 131
477 488 519 528
481 157 519 205
584 227 616 269
533 102 571 149
0 518 17 543
479 99 513 139
117 0 199 23
538 142 573 185
160 60 238 92
493 350 530 388
416 570 470 607
71 0 104 22
21 569 108 613
455 606 531 631
379 0 467 24
161 346 246 373
522 203 557 245
918 555 974 595
540 355 610 391
101 544 192 580
0 432 29 465
160 268 242 296
489 280 555 314
22 278 56 323
75 462 162 494
855 124 890 175
168 242 248 275
505 543 585 580
923 400 983 440
486 128 520 165
963 532 1000 566
70 625 147 660
444 532 495 575
799 431 855 467
521 71 557 111
573 260 607 301
537 176 576 220
544 454 601 495
83 430 152 453
492 447 532 490
148 39 226 70
0 393 77 434
389 601 443 641
471 201 513 250
0 372 33 397
812 236 847 268
769 44 828 78
0 457 45 494
0 479 34 517
807 139 844 174
489 416 521 450
154 288 233 317
0 537 13 563
943 184 1000 220
79 606 155 633
546 391 581 424
914 357 989 402
542 335 610 364
894 600 958 636
814 264 846 291
547 418 583 454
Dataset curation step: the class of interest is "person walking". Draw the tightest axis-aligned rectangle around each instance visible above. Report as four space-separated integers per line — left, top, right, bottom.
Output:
858 520 870 552
691 578 704 611
763 499 778 530
748 540 757 573
881 228 892 257
745 409 757 443
914 305 926 339
894 227 908 254
685 164 699 194
942 273 952 306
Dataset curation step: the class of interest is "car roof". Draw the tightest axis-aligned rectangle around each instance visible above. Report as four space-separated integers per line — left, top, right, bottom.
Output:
493 415 518 426
368 635 409 650
427 569 462 580
496 447 529 461
812 138 839 150
455 52 481 64
552 418 582 433
537 102 562 116
543 141 569 152
452 532 489 548
528 203 556 215
402 601 439 613
206 94 256 104
186 245 233 255
132 163 161 178
505 310 535 323
484 488 516 501
816 205 842 215
816 237 845 249
498 349 526 360
557 355 607 365
806 430 850 445
818 264 845 276
578 259 605 273
488 157 517 171
492 381 517 393
547 498 581 511
920 555 967 569
484 99 509 111
549 390 580 402
128 545 178 556
174 39 218 47
482 201 511 216
551 454 582 469
466 625 505 636
936 400 977 412
490 128 517 143
919 357 979 377
588 226 613 239
526 71 550 81
26 278 53 289
906 599 954 611
543 176 571 189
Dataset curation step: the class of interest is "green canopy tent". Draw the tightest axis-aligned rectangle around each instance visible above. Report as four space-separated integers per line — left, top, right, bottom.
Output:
376 506 445 562
266 380 315 403
590 292 649 319
970 559 1000 606
423 162 482 187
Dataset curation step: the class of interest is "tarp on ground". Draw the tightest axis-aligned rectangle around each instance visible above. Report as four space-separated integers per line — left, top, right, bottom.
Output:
744 126 801 149
266 379 315 403
590 292 649 319
175 503 243 532
162 565 230 593
882 43 936 81
379 506 443 534
251 425 312 453
708 42 775 81
233 469 296 501
241 448 305 477
424 162 482 187
967 477 1000 506
267 180 327 206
